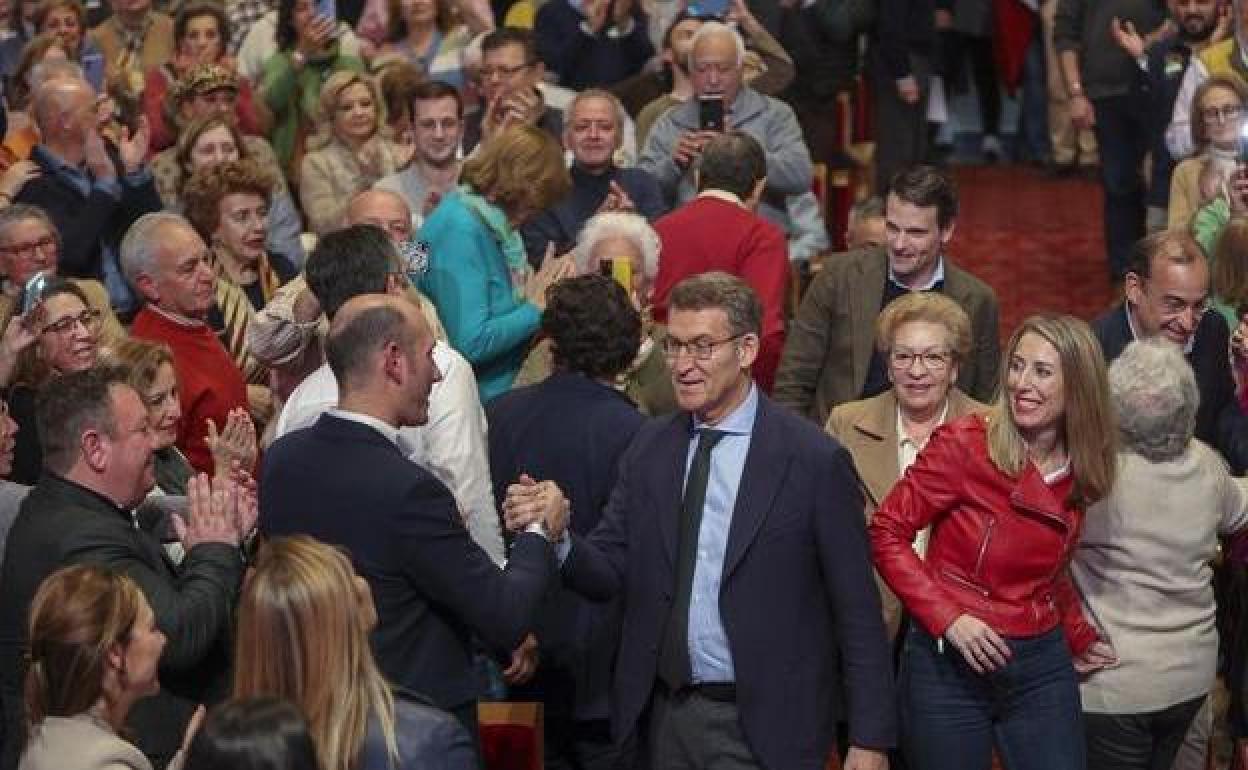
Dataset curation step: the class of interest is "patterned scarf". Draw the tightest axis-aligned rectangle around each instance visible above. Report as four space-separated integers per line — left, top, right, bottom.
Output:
456 185 530 300
213 250 282 385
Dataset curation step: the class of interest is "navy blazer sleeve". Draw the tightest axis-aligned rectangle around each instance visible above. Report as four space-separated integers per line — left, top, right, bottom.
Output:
394 475 555 653
814 444 897 749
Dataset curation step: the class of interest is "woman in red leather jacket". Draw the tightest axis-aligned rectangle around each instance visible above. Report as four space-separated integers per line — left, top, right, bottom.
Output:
870 314 1119 770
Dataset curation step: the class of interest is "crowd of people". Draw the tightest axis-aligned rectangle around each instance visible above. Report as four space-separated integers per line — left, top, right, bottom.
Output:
0 0 1242 769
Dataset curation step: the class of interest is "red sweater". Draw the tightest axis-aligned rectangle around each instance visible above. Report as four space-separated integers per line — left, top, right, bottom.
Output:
652 195 789 392
131 306 248 474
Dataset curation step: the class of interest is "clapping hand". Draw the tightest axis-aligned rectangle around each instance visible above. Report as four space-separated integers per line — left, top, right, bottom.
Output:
118 116 150 175
598 180 636 214
1109 17 1145 59
206 408 258 478
0 160 39 200
175 473 244 549
524 245 576 310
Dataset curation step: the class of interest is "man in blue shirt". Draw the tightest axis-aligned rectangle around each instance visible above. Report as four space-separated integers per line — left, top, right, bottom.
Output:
17 75 161 316
506 272 896 770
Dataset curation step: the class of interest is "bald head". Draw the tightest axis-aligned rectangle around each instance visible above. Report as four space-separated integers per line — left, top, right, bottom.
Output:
347 189 413 244
327 294 440 425
33 76 94 138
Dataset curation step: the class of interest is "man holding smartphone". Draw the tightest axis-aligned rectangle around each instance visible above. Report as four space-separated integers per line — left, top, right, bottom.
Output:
638 20 812 232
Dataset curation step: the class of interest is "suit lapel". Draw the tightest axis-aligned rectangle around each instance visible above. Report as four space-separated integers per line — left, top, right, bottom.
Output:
654 414 694 568
850 393 900 508
722 399 790 578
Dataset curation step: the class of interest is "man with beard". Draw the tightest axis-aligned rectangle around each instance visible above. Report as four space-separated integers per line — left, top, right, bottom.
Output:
521 89 666 266
1109 0 1224 228
1168 0 1245 158
1056 0 1167 280
376 81 466 225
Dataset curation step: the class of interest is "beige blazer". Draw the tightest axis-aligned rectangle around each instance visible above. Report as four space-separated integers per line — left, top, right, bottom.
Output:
19 713 153 770
825 387 986 639
88 13 175 87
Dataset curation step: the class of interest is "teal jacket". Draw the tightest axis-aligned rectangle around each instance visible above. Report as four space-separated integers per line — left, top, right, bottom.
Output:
419 191 541 402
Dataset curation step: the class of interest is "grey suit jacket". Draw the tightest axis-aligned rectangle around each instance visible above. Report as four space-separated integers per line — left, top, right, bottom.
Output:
774 247 1001 425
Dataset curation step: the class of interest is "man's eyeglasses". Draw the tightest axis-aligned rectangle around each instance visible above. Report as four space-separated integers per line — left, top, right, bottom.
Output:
1201 104 1243 123
42 308 102 336
888 349 953 372
0 235 57 259
662 333 743 360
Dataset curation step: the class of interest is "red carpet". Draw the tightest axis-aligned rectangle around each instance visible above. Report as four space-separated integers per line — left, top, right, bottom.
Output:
947 165 1113 337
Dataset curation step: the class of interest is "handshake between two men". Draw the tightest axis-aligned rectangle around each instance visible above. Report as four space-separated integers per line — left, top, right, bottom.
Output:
500 473 572 544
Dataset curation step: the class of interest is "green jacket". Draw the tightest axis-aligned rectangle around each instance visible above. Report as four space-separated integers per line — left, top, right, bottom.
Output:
1190 197 1238 326
260 48 365 176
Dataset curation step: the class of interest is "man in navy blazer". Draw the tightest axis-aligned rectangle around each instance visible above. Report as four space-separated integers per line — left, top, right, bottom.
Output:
260 294 561 739
504 273 896 770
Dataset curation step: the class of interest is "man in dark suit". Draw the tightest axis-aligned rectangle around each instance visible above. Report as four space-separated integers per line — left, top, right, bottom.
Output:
487 274 647 769
260 294 560 740
0 367 247 770
775 164 1001 425
1091 229 1236 455
505 273 896 770
18 76 162 315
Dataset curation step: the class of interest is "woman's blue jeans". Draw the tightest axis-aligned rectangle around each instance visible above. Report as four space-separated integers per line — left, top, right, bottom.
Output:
900 624 1086 770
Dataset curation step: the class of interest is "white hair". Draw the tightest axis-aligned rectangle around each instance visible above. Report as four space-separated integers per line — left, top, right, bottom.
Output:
573 211 661 281
1109 337 1200 462
687 20 745 70
564 88 628 150
120 212 194 288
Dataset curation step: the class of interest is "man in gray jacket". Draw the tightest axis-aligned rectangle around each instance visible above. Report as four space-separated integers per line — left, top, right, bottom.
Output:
638 20 813 232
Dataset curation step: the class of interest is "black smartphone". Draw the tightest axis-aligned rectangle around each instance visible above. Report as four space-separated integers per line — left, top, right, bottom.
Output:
699 96 725 132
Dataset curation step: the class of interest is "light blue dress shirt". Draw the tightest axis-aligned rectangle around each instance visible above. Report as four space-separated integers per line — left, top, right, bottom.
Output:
685 384 758 684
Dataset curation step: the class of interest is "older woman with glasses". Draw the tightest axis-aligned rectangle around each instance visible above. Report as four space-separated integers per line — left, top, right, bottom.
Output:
513 211 677 415
1170 75 1248 229
3 279 107 485
1075 338 1248 770
827 292 986 640
0 204 122 348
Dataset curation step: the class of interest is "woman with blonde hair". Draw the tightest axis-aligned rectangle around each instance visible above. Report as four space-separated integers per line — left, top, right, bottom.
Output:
18 564 166 770
827 292 987 640
112 337 256 497
233 536 475 770
870 313 1119 770
418 124 573 401
299 71 412 234
1214 216 1248 325
1170 75 1248 229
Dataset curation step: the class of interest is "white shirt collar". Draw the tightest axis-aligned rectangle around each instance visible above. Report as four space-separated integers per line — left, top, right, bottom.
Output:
326 408 402 447
895 399 951 450
888 255 946 291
